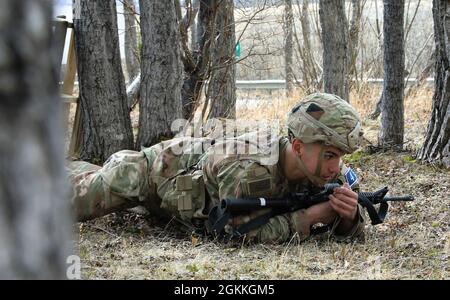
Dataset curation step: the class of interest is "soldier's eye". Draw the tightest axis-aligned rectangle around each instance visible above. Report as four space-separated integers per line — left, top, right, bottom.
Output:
324 152 337 160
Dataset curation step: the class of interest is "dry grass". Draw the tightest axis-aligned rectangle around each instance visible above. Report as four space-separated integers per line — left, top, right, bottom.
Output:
71 86 449 280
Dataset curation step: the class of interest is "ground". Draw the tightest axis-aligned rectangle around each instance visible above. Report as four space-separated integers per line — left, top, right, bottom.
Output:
68 86 449 279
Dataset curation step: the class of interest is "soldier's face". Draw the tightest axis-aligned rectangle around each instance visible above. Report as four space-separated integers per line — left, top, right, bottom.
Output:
294 140 343 182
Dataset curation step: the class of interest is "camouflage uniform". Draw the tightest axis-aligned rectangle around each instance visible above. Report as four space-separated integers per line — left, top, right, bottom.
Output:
67 93 365 243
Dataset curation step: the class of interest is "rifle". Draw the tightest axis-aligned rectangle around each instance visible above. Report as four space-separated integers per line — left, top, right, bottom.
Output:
208 183 414 238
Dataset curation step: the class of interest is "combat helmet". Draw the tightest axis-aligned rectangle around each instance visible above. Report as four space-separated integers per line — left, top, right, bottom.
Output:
286 93 363 186
287 93 362 154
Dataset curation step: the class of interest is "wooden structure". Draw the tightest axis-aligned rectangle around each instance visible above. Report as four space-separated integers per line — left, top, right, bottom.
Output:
52 16 81 157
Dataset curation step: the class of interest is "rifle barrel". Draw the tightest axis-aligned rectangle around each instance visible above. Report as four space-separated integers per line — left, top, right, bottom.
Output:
382 195 415 202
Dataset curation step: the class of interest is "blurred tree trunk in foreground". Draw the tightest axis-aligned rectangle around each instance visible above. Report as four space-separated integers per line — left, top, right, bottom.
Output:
0 0 71 279
73 0 133 164
418 0 450 167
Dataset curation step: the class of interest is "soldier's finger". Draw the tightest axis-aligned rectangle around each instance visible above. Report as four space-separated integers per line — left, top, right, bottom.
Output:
330 194 355 212
329 198 350 218
334 185 358 198
333 193 358 207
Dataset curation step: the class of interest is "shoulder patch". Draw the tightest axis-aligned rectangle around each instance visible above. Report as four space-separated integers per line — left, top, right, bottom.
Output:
247 178 272 194
344 167 358 187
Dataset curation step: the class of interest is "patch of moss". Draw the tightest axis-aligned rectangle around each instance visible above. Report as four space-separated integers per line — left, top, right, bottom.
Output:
402 155 417 163
343 150 363 164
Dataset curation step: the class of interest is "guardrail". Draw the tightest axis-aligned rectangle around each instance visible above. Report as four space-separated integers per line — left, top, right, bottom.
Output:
235 78 434 90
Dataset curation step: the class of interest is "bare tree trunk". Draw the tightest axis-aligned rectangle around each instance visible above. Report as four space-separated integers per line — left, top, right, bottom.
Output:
379 0 405 149
319 0 349 101
0 0 71 279
405 49 436 98
418 0 450 167
208 0 237 119
284 0 294 97
294 0 320 91
191 0 200 51
124 0 140 83
370 91 383 120
73 0 133 164
300 0 318 88
348 0 362 89
136 0 183 148
126 72 141 110
181 0 216 120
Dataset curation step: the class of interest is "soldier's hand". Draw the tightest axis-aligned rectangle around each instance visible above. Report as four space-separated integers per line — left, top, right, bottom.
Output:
329 183 358 221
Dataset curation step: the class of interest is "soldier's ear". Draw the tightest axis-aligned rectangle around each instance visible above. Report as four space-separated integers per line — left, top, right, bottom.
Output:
291 138 304 156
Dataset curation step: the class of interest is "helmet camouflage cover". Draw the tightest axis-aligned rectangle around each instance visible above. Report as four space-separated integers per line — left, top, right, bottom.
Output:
287 93 363 153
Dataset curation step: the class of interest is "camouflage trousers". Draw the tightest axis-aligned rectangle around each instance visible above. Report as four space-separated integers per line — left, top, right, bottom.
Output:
66 148 208 224
67 155 146 222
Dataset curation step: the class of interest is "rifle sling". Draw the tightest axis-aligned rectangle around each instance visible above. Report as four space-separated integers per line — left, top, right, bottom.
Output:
358 193 388 225
232 209 281 238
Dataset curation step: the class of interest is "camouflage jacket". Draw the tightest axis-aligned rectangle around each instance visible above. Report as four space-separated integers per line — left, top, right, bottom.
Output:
67 133 365 244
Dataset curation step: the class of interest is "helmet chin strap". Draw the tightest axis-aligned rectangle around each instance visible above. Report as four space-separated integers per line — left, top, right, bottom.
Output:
296 145 326 187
